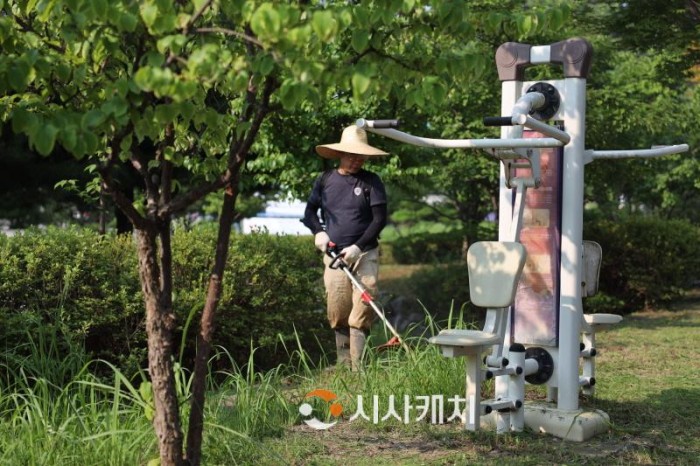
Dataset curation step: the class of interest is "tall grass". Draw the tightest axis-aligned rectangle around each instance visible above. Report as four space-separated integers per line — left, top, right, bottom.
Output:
0 336 157 465
310 309 479 428
0 328 305 465
0 295 518 465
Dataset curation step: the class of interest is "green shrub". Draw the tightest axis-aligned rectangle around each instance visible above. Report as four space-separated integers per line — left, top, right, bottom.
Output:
171 225 329 371
387 230 464 264
584 216 700 313
0 227 144 374
0 225 328 376
384 221 497 265
394 263 476 324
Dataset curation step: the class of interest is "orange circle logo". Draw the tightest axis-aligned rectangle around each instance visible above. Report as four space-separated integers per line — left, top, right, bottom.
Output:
298 389 343 430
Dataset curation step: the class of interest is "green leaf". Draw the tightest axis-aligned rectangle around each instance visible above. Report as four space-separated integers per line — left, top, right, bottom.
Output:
516 15 533 37
257 54 275 76
83 131 99 154
178 102 195 122
102 96 129 117
250 3 281 38
92 0 108 17
11 109 39 136
9 60 33 91
550 8 563 30
134 66 155 91
56 62 71 81
60 125 78 152
25 0 40 15
351 72 371 99
119 133 133 153
353 5 369 23
421 76 446 106
312 11 336 42
155 104 178 124
140 1 158 30
401 0 416 14
192 0 209 12
485 12 502 34
33 124 60 156
351 29 368 53
140 0 177 34
279 80 305 109
157 34 188 55
117 12 138 32
81 109 106 129
287 24 310 45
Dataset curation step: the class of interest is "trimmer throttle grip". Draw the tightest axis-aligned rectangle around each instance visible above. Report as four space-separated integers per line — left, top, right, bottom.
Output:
326 242 347 270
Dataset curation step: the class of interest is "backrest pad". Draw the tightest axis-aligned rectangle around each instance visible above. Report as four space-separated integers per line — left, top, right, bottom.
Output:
467 241 527 308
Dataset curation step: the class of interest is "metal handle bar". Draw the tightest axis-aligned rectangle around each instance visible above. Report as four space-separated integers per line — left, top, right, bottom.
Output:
586 144 690 162
356 118 400 129
365 127 564 149
358 90 570 150
355 122 564 150
483 117 515 126
483 92 571 144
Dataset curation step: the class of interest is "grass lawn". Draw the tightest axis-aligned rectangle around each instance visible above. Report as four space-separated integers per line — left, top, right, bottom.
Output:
2 276 697 465
239 294 700 466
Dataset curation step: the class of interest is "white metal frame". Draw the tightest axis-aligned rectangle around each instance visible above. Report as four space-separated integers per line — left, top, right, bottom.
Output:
357 37 689 440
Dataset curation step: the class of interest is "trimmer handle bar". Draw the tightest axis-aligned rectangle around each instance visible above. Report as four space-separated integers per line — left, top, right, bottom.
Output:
326 242 347 270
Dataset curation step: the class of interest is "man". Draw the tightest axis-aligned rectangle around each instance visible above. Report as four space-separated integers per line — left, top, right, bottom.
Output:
303 124 388 371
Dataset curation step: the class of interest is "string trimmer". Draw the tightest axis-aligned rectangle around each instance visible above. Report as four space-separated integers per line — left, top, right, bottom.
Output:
326 242 408 353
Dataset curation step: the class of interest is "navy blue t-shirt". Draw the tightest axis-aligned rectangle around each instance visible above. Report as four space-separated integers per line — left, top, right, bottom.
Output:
304 169 387 250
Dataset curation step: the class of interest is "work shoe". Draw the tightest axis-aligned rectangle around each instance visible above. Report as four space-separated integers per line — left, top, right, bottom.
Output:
350 327 368 372
335 328 350 366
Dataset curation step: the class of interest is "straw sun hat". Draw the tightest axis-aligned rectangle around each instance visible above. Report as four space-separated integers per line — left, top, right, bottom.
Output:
315 125 388 159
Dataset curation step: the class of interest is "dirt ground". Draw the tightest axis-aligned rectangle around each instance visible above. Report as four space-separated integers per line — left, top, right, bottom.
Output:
284 420 661 465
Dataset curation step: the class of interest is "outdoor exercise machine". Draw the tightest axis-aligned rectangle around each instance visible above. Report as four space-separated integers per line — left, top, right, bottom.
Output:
356 38 689 441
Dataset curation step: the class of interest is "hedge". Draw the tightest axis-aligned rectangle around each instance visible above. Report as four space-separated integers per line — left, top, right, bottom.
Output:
386 221 497 265
2 215 697 378
382 215 700 317
584 216 700 313
0 225 328 377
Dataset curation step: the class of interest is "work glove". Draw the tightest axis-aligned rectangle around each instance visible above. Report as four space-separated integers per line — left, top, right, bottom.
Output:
314 231 330 252
341 244 361 265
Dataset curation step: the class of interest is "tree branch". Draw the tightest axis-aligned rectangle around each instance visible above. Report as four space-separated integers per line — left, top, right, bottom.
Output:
101 121 134 173
235 75 278 159
131 147 160 218
11 13 66 53
183 0 215 34
687 0 700 22
99 170 150 230
159 172 232 217
194 27 265 49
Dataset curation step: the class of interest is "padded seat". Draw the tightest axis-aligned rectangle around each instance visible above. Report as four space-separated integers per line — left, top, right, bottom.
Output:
431 332 500 347
581 312 621 396
429 241 527 431
430 331 501 357
583 313 622 326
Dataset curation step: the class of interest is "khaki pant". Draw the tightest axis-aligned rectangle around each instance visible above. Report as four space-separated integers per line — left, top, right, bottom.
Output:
323 247 379 331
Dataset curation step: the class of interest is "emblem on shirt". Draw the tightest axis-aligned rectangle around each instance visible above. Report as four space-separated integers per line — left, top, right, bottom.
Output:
354 187 362 196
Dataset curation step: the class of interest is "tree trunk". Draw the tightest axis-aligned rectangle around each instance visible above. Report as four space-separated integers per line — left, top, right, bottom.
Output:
98 187 106 235
185 188 238 466
136 227 185 466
